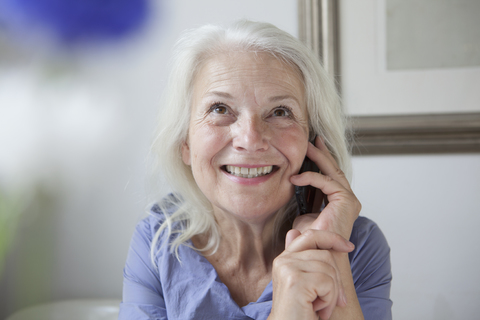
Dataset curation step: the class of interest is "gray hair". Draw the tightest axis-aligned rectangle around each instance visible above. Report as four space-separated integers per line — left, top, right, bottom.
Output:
149 20 351 261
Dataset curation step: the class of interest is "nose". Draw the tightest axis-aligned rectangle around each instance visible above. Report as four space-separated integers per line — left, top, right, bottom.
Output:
231 115 269 152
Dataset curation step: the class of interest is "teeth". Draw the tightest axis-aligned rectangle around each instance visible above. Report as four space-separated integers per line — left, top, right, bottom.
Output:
225 165 273 178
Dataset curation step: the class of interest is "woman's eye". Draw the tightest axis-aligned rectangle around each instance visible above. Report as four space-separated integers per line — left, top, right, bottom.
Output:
211 104 228 114
272 107 290 117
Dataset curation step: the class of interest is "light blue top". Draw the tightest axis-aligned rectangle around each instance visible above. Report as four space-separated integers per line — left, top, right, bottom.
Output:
119 205 392 319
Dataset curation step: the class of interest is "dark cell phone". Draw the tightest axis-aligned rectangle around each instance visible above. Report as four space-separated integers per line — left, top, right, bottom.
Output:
295 139 325 215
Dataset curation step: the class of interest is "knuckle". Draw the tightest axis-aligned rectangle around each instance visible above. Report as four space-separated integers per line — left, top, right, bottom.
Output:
334 167 345 178
302 229 316 238
323 175 334 183
274 261 302 287
273 257 294 274
272 256 285 269
284 272 301 287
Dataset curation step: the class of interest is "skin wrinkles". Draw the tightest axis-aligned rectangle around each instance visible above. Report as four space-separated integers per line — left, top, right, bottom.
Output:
181 50 314 307
198 87 307 130
184 51 309 221
179 50 364 318
185 53 307 227
202 73 303 110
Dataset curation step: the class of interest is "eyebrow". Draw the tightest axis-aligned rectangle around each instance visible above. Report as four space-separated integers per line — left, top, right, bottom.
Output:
204 91 234 99
204 92 300 105
269 95 300 104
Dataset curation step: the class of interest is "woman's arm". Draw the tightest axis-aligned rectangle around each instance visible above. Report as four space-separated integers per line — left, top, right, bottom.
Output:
329 219 392 319
328 251 364 320
286 137 391 319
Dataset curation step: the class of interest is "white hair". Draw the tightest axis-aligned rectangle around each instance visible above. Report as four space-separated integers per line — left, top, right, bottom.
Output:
149 20 351 262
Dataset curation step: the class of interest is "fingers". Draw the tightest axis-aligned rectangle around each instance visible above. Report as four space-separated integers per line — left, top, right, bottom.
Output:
313 136 339 171
308 136 351 191
289 137 356 203
312 137 345 178
273 229 351 319
285 229 301 249
290 170 360 215
281 245 349 311
289 136 362 239
292 213 318 233
273 250 344 318
286 229 352 312
285 229 354 254
290 170 348 201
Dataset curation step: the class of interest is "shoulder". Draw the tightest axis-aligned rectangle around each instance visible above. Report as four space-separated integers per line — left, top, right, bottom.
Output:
349 217 390 280
350 216 390 259
136 204 163 234
124 204 168 266
128 205 165 252
122 200 182 297
133 199 181 245
125 200 182 275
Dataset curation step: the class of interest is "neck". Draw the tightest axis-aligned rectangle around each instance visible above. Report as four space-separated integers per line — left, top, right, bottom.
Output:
194 207 288 271
192 207 291 307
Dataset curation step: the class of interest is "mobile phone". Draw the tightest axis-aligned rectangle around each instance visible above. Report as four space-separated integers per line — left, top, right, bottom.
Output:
295 139 325 215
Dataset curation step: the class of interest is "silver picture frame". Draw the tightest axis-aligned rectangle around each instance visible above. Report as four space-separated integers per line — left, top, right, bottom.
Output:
298 0 480 155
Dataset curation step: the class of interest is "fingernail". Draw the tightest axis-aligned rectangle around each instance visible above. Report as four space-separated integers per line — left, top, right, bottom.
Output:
346 240 355 250
342 292 348 305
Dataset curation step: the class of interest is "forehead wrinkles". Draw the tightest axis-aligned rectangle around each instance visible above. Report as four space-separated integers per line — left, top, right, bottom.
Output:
194 52 305 105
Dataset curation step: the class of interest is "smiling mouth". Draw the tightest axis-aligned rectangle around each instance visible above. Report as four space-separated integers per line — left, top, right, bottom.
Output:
224 165 274 178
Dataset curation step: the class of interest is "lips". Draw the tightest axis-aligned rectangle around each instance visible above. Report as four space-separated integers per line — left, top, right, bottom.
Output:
224 165 274 178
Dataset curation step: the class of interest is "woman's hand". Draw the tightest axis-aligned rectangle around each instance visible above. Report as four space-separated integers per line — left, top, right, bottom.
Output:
268 229 355 320
290 137 361 240
286 138 365 320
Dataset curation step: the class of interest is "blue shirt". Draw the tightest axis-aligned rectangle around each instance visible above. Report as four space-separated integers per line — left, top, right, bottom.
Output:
119 206 392 319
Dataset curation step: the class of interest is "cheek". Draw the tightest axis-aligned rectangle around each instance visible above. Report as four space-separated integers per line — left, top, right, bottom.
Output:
274 126 308 149
275 126 309 170
189 125 229 166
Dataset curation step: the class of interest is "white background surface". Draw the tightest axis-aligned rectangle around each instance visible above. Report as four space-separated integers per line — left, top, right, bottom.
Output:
1 1 479 319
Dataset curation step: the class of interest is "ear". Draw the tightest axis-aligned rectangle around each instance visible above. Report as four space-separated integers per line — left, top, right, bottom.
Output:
181 140 191 165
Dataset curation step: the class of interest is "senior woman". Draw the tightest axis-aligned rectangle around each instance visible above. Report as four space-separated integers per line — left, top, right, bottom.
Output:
119 21 392 320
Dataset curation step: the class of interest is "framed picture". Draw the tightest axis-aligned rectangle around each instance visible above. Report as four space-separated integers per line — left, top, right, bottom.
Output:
298 0 480 155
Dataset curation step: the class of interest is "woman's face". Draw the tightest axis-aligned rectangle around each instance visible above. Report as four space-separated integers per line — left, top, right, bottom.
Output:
182 51 309 224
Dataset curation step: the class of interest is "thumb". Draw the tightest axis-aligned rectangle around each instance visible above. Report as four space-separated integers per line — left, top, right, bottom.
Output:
285 229 301 249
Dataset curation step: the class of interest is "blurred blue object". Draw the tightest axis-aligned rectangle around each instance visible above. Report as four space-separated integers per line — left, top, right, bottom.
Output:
0 0 151 45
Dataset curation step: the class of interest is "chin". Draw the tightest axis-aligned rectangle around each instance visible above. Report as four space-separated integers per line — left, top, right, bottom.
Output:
219 192 293 223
